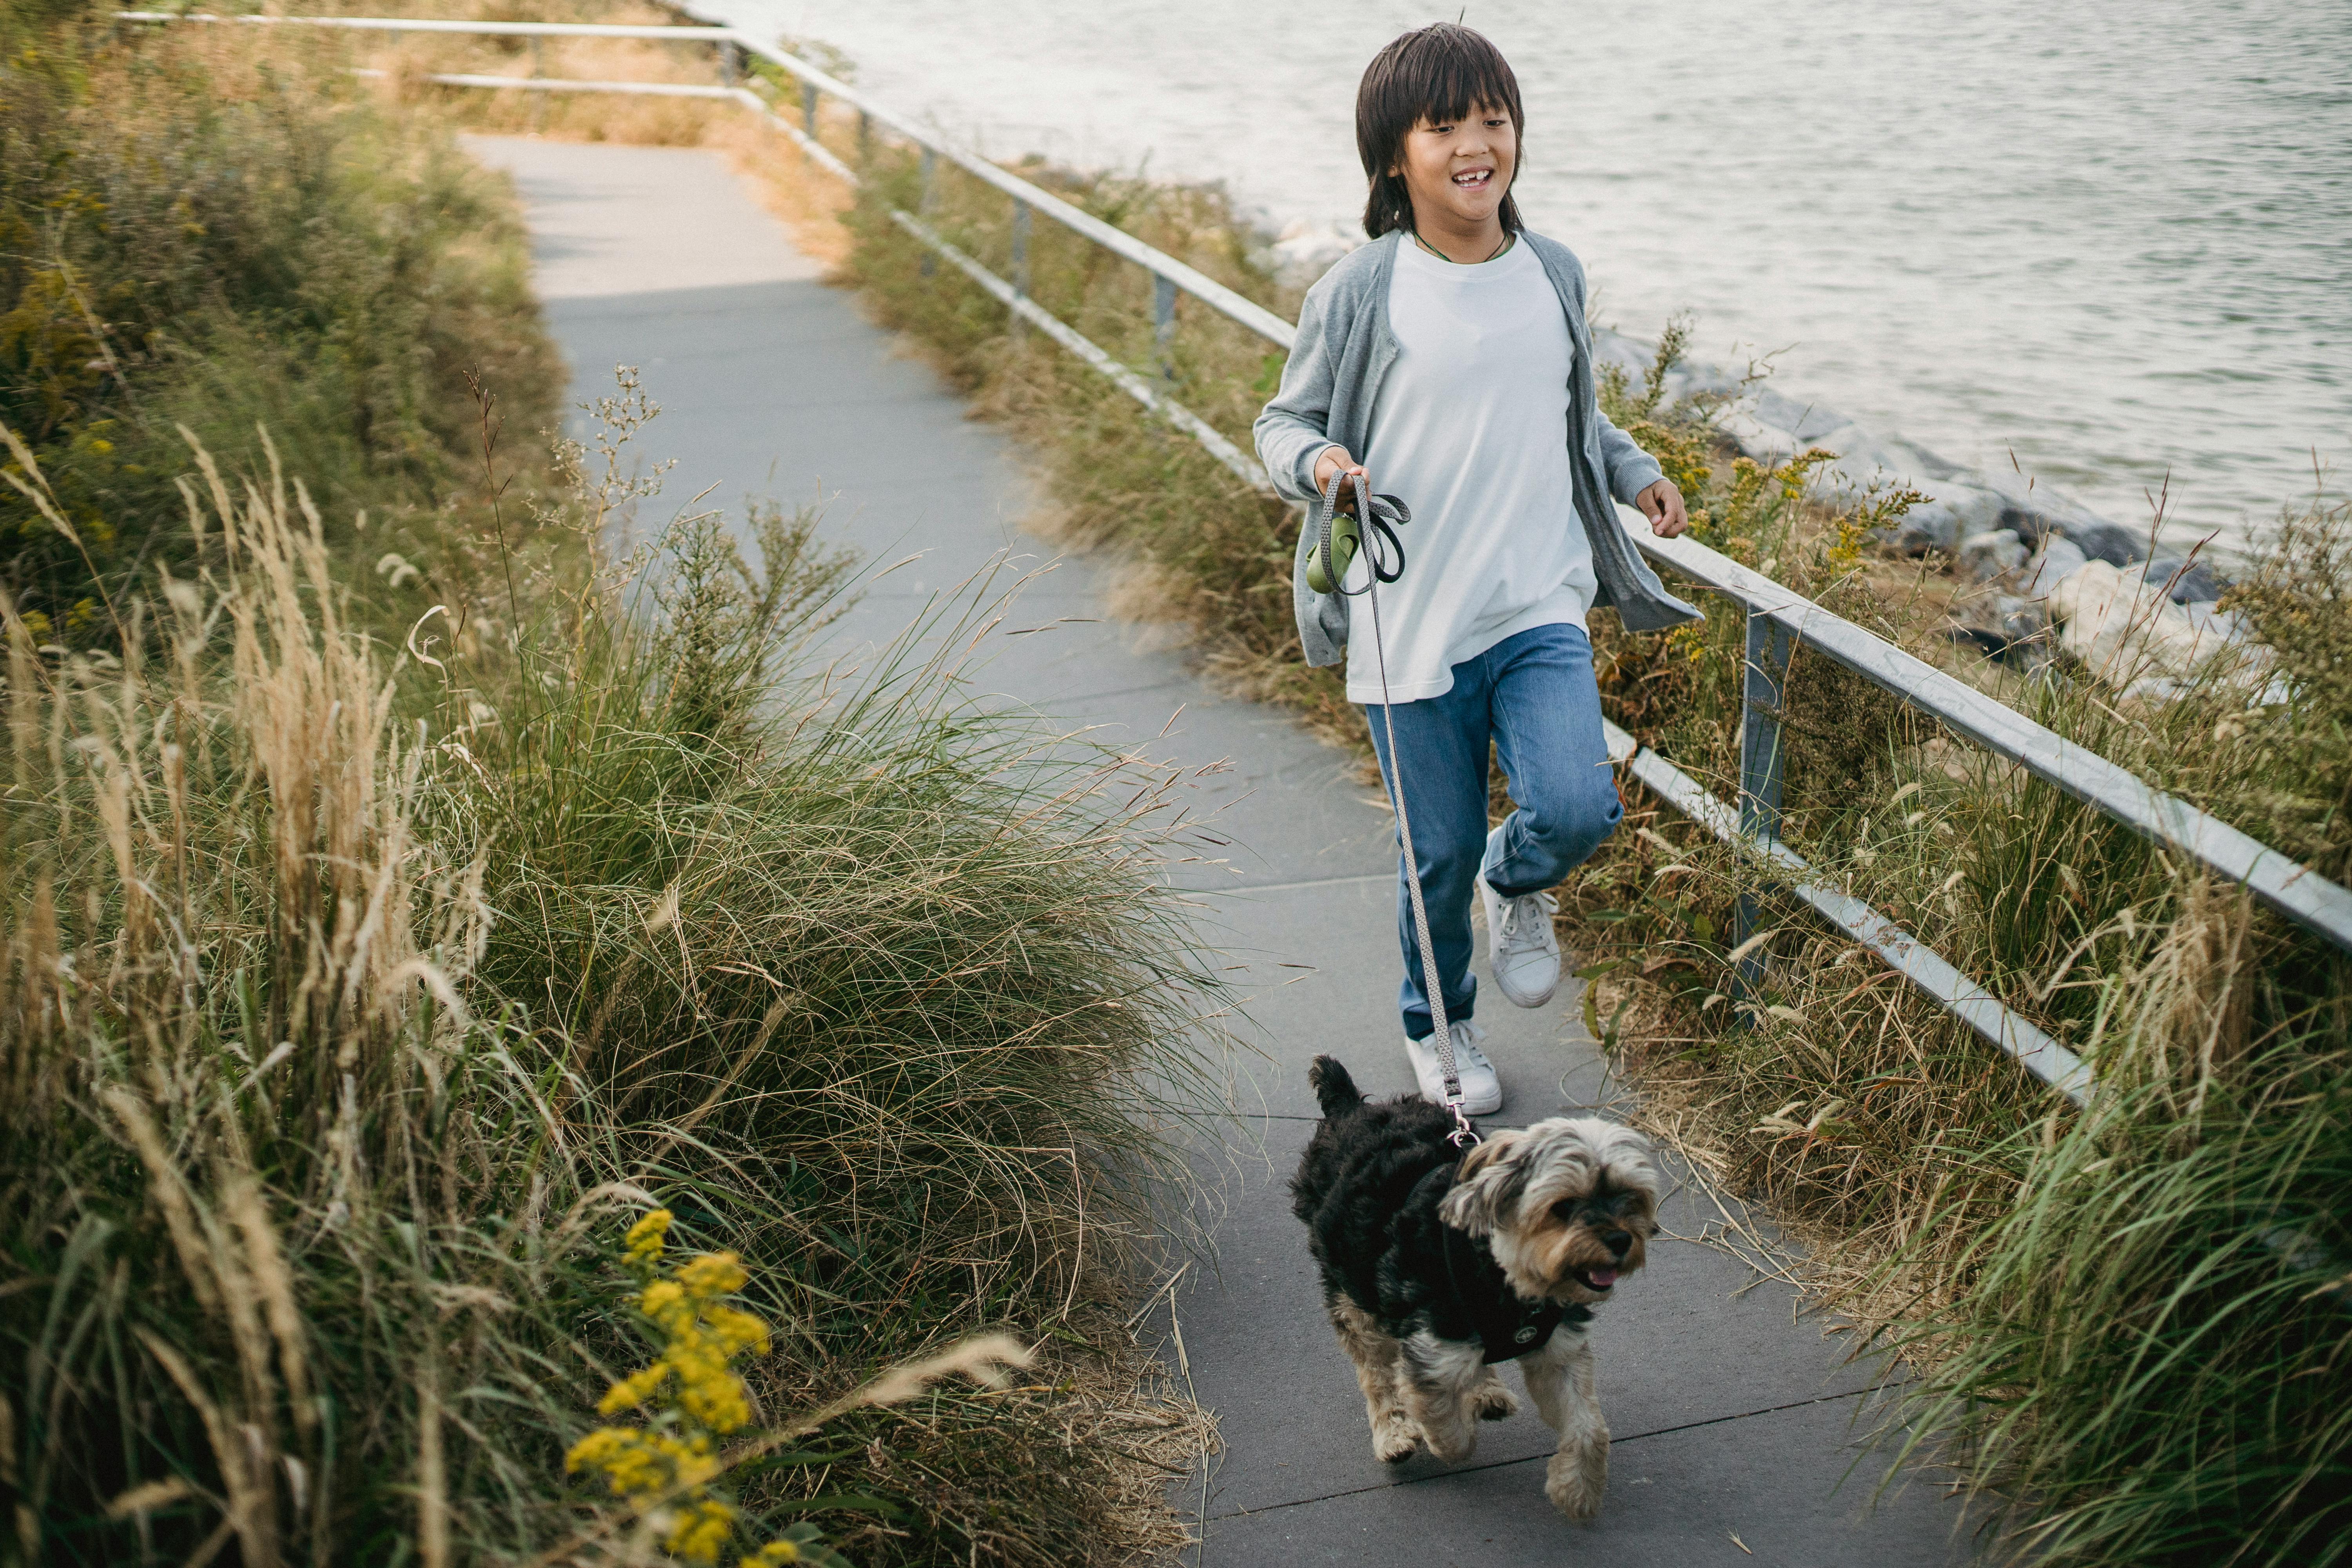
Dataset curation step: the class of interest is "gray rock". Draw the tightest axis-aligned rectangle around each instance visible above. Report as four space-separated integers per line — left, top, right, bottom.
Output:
1958 529 2029 582
2020 536 2090 597
2060 519 2151 567
1593 328 2198 593
1999 593 2052 644
1867 481 2003 557
2135 554 2231 604
1719 409 1802 464
1945 591 2052 668
2181 601 2250 644
1788 403 1856 444
1887 497 1963 556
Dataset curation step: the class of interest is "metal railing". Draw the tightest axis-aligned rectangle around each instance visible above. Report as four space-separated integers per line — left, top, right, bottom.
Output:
122 10 2352 1110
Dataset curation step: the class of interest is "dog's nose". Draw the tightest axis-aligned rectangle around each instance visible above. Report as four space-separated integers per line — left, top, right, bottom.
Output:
1602 1229 1632 1257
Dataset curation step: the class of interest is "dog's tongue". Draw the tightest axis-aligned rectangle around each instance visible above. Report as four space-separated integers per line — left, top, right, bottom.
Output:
1586 1268 1619 1289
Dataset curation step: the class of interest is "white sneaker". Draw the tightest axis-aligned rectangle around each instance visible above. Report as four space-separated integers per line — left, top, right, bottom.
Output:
1406 1020 1502 1116
1480 869 1562 1009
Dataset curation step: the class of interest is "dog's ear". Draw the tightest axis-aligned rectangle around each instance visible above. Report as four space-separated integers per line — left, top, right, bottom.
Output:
1439 1130 1527 1238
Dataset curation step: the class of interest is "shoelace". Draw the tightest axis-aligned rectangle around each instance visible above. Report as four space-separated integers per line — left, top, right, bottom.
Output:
1495 890 1558 949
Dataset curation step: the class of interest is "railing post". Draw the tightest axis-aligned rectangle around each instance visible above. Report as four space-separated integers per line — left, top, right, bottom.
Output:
715 40 737 89
1152 274 1177 381
1733 608 1793 998
802 84 818 140
1009 198 1031 337
857 108 872 164
918 147 936 277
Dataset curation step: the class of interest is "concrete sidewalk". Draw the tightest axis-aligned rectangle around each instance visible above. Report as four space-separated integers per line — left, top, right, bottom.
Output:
465 134 1978 1568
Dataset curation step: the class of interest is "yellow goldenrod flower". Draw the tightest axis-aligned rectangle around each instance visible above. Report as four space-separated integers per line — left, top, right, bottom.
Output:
568 1213 799 1561
677 1251 748 1298
664 1497 738 1563
624 1208 675 1267
597 1361 671 1415
703 1304 771 1358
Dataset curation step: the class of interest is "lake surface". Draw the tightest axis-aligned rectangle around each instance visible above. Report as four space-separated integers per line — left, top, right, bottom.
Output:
716 0 2351 554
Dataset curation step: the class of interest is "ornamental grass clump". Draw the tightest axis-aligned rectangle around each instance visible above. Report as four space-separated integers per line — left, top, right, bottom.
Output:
1878 927 2352 1567
0 393 1225 1563
0 434 601 1564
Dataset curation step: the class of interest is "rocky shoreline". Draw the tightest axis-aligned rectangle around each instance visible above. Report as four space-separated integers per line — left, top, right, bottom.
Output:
1580 325 2261 701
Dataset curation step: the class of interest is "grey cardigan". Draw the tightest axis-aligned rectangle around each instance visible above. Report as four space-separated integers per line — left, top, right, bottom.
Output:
1254 229 1702 668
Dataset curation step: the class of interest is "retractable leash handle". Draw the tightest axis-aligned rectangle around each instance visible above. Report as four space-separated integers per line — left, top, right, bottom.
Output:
1312 471 1479 1150
1306 472 1410 595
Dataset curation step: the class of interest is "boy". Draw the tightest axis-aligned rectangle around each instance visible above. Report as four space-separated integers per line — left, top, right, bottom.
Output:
1254 23 1699 1116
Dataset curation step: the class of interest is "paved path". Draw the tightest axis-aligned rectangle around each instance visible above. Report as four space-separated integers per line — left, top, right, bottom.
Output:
465 135 1979 1568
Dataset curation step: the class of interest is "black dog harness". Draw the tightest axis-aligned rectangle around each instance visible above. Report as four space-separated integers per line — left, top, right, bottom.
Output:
1439 1208 1592 1364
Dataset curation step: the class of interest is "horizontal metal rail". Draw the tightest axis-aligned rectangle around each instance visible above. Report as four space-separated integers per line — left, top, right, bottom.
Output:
350 67 739 99
715 37 1296 349
126 10 1276 476
305 54 1260 481
1626 521 2352 954
132 11 2352 1106
888 212 1265 485
118 11 733 38
118 10 1298 350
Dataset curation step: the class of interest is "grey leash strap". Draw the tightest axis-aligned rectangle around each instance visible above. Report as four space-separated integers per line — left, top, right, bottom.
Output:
1314 470 1479 1149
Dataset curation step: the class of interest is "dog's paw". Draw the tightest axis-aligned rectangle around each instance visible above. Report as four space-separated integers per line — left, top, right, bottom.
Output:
1544 1439 1608 1521
1371 1414 1421 1464
1471 1381 1520 1422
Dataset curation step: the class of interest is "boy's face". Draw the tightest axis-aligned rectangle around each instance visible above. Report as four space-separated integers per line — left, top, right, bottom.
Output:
1390 102 1517 234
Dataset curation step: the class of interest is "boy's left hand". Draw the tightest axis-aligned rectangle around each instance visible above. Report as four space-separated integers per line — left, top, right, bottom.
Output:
1636 479 1689 538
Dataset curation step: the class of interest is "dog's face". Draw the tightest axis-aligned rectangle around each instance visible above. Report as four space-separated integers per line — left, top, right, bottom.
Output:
1437 1118 1660 1306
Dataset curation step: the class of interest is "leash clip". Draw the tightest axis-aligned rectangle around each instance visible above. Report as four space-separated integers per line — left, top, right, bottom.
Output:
1445 1100 1482 1148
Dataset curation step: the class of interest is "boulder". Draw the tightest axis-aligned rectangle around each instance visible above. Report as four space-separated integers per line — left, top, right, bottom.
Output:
2020 536 2089 597
1717 408 1804 465
1958 529 2029 582
1265 221 1364 287
2134 554 2231 604
2046 561 2257 694
1878 481 2000 556
2065 519 2150 566
2181 601 2249 645
1945 590 2051 668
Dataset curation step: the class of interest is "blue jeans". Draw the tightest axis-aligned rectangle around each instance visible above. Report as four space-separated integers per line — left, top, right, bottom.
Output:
1363 622 1622 1041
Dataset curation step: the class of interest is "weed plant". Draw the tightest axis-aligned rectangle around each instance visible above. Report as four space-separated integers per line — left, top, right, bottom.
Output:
1882 950 2352 1567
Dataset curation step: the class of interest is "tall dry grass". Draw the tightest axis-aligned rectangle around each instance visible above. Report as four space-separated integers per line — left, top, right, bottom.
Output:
0 437 592 1563
0 392 1227 1564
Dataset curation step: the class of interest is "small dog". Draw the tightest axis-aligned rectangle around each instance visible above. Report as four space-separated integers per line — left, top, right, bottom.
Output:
1289 1055 1659 1521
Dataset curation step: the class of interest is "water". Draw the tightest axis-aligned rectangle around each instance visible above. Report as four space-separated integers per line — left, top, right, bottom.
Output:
715 0 2352 554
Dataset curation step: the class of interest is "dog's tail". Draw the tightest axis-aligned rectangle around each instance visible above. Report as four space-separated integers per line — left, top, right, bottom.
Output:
1307 1055 1367 1121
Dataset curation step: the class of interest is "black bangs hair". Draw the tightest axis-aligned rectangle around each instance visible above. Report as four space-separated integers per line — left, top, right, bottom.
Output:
1356 24 1525 240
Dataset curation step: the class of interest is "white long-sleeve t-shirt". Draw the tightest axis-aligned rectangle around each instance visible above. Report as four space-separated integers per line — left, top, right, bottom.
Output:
1341 236 1595 705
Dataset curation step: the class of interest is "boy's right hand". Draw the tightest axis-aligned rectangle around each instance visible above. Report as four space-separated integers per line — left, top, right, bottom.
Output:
1313 445 1368 512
